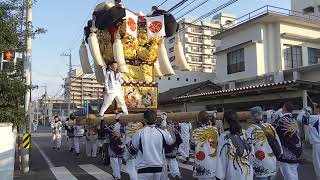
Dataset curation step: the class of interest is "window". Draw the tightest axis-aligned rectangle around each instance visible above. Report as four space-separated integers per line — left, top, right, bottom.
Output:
318 5 320 12
191 66 202 72
186 78 189 81
177 78 180 81
191 27 202 33
194 79 197 82
169 56 175 62
169 37 175 44
227 48 245 74
169 47 174 53
303 6 315 14
190 36 202 43
190 56 202 62
308 47 320 65
158 77 161 80
191 46 201 52
168 77 171 80
283 45 302 69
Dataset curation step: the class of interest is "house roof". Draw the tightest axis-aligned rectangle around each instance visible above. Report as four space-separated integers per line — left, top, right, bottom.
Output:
175 80 320 102
159 80 221 104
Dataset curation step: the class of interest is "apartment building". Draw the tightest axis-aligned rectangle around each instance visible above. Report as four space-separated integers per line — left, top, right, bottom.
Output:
165 18 221 73
64 69 104 106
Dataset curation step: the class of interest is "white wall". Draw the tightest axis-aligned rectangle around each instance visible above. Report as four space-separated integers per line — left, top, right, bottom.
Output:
157 70 215 93
216 43 259 83
219 24 263 50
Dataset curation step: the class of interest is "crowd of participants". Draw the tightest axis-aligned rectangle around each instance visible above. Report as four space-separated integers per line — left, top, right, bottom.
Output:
49 101 320 180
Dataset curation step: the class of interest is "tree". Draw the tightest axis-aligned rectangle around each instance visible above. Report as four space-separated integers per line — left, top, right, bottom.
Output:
0 0 24 52
0 0 26 128
0 64 28 128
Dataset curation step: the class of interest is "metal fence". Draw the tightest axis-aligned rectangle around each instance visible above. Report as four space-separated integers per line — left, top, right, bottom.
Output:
222 5 320 30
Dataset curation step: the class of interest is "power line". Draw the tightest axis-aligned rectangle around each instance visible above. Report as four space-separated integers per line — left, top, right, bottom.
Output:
178 0 239 33
173 0 198 16
158 0 170 7
168 0 190 12
176 0 211 20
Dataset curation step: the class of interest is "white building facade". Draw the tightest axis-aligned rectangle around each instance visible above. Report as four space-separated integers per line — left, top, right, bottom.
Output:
156 70 216 93
64 69 104 105
165 18 221 73
292 0 320 17
214 6 320 89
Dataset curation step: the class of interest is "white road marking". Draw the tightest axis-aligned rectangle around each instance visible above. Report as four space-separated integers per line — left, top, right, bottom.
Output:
33 141 54 168
121 164 127 173
50 166 78 180
179 162 193 171
79 164 114 180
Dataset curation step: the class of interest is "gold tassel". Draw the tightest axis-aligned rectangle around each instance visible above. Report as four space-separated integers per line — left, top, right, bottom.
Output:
94 64 105 83
113 30 128 73
79 41 93 74
88 32 105 66
174 34 190 71
153 60 163 77
157 38 175 76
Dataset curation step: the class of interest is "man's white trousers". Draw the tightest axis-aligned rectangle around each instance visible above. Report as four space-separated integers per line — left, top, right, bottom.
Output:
99 91 128 116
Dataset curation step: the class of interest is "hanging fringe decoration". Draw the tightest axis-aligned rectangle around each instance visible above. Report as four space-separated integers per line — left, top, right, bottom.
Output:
174 34 190 71
79 40 93 74
153 60 163 77
157 38 175 76
113 30 128 73
94 64 105 83
88 17 105 67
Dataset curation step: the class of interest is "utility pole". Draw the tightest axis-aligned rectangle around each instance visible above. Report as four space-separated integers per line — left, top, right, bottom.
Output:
24 0 32 133
22 0 32 174
61 49 72 118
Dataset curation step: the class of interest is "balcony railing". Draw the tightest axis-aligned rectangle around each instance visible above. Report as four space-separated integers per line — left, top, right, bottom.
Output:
221 5 320 31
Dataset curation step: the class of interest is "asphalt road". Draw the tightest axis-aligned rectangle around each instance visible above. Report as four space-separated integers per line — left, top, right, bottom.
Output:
14 126 317 180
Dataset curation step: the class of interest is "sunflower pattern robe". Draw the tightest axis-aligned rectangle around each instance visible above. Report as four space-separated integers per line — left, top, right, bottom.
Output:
192 125 219 179
246 122 282 177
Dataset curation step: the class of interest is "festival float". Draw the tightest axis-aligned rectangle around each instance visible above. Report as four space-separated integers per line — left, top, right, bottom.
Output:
77 0 252 124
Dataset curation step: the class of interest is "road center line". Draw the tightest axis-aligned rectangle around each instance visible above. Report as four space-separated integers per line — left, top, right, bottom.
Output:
33 141 54 168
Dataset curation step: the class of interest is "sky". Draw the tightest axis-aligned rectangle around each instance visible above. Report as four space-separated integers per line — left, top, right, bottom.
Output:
31 0 291 99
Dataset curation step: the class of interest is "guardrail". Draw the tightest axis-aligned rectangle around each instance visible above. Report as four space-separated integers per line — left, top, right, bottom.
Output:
222 5 320 30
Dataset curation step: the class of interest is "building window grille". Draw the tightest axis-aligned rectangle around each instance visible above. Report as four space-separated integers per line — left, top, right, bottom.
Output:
191 27 202 33
227 48 245 74
190 56 202 62
169 56 175 62
308 47 320 65
169 47 174 53
191 46 201 52
283 45 302 69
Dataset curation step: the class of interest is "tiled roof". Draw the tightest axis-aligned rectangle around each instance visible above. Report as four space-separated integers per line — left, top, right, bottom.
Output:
175 80 320 100
159 80 221 104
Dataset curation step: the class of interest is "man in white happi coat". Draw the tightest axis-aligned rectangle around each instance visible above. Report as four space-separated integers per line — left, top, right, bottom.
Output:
178 121 192 163
51 116 63 150
297 104 320 180
99 61 128 116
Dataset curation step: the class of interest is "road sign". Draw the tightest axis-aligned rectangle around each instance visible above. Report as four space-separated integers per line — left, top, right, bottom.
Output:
22 133 31 149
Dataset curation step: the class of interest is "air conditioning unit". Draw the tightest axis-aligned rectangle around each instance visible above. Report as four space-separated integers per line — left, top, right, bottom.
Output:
223 81 235 90
223 83 229 90
265 74 275 84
